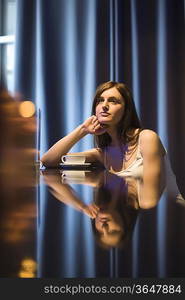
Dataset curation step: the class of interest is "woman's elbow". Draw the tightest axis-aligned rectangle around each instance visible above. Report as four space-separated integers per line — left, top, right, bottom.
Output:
40 153 56 167
40 157 49 167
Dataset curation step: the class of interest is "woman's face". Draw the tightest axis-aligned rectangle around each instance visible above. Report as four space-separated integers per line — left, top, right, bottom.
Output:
95 87 125 126
95 209 124 247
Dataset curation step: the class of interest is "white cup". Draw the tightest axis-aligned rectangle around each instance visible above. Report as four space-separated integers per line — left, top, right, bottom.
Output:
61 155 86 164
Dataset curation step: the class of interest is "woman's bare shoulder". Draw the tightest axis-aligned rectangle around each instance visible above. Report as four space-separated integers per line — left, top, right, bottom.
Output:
139 129 166 155
139 129 159 140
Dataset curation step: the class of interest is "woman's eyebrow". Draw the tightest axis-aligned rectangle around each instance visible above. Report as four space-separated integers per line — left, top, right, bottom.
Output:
99 96 122 100
109 230 121 235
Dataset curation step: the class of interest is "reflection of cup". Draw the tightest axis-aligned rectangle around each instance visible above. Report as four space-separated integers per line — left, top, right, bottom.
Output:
62 170 86 177
61 170 89 184
61 155 86 164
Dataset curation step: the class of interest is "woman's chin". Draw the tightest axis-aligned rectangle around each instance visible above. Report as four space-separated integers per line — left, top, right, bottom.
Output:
98 117 111 124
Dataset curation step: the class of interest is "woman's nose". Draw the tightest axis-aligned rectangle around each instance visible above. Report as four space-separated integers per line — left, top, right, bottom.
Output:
102 100 109 111
102 222 109 234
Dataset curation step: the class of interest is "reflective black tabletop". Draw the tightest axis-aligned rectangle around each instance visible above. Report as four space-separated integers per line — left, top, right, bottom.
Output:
39 169 185 278
1 165 184 278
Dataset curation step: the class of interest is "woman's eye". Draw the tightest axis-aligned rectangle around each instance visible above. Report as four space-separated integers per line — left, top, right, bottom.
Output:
96 97 104 103
109 97 117 103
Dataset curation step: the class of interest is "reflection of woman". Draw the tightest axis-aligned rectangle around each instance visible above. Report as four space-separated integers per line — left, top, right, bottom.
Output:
91 175 139 249
42 170 140 249
42 170 103 218
43 169 164 249
41 81 183 202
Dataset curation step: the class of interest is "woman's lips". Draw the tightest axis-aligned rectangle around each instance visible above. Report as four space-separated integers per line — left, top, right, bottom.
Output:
100 112 110 116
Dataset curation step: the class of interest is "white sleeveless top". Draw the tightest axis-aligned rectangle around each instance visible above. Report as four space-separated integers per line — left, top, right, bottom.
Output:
103 141 143 178
103 141 184 201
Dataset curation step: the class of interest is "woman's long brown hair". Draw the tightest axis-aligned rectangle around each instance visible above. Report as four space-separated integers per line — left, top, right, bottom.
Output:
91 81 143 148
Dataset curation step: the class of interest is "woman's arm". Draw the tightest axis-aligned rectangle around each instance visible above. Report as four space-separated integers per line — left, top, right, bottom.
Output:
41 116 107 167
42 172 99 218
139 129 166 209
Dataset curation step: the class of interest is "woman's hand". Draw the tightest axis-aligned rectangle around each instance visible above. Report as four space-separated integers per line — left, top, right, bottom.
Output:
82 115 108 136
81 203 100 218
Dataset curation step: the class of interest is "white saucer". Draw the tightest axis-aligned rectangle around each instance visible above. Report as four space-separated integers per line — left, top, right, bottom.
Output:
60 163 91 166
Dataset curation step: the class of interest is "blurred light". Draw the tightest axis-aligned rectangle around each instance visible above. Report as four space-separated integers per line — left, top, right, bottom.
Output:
18 258 37 278
19 101 35 118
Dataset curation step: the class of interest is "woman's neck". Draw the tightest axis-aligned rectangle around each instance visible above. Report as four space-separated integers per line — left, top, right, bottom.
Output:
106 127 121 147
107 127 139 148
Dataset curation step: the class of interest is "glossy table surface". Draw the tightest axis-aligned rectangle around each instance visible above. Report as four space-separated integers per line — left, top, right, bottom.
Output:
1 166 185 278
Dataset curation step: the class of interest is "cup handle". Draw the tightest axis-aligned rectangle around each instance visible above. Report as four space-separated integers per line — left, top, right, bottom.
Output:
61 156 66 163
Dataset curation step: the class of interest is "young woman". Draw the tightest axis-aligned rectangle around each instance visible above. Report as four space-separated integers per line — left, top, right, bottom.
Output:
41 81 182 204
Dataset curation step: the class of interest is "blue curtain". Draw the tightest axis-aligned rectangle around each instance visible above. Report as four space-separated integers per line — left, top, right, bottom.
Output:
14 0 185 277
15 0 185 195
